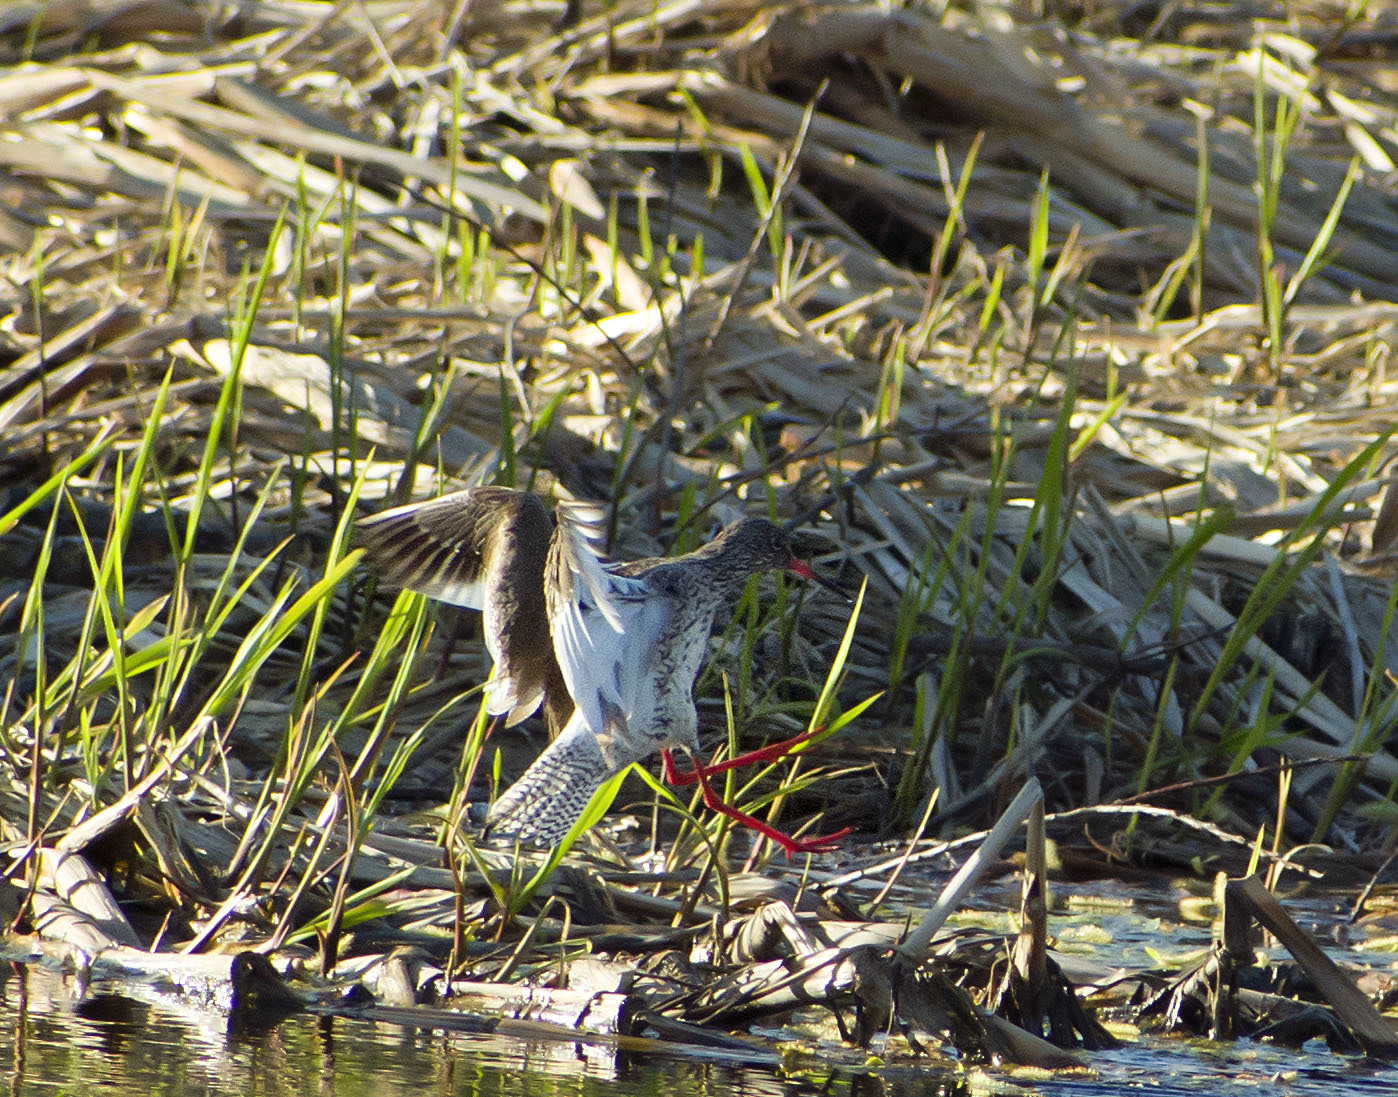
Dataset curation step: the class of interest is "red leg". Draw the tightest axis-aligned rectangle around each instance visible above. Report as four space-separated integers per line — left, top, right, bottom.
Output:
690 765 849 857
662 749 689 784
663 726 827 785
661 745 850 857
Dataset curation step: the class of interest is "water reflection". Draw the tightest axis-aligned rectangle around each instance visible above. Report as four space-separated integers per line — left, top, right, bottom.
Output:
0 961 973 1096
7 957 1395 1097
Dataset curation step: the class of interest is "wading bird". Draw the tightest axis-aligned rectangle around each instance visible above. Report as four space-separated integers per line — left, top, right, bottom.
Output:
357 487 848 854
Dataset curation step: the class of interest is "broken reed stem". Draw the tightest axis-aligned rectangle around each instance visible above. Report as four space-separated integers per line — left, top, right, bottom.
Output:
898 778 1043 964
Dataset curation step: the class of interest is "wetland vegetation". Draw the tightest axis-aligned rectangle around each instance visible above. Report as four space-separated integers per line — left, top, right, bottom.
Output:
3 0 1398 1088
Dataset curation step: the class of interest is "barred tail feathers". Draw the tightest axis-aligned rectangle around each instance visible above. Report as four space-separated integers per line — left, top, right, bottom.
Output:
484 715 611 846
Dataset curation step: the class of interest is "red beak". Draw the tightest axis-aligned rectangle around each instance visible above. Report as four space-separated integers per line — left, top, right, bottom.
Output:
788 558 852 601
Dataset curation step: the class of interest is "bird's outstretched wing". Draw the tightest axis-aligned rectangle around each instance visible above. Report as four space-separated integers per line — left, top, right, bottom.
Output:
545 502 665 758
356 487 557 726
545 500 627 630
356 486 547 608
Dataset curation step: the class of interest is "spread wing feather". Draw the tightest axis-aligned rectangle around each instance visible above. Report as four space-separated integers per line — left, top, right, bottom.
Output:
357 487 556 725
545 504 667 756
